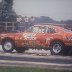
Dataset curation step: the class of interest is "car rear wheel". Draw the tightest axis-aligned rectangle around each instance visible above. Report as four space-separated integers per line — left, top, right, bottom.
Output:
2 40 14 52
50 41 64 55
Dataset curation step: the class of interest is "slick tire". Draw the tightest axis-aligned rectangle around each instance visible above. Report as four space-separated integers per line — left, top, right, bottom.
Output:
2 40 14 52
50 41 65 55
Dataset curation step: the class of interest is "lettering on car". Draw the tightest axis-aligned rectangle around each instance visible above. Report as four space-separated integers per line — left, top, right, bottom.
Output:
23 33 36 40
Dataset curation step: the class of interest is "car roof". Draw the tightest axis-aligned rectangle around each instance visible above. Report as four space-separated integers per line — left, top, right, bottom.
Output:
33 24 62 29
33 24 64 33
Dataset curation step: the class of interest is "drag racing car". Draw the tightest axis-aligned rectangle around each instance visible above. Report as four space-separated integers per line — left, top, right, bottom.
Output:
0 25 72 55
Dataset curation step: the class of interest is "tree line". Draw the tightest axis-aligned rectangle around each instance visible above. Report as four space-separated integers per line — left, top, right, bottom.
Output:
0 0 72 24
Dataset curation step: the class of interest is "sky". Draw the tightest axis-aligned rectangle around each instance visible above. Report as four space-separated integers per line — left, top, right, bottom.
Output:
0 0 72 21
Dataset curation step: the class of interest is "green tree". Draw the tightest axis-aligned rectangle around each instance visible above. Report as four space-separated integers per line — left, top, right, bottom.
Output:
0 0 17 22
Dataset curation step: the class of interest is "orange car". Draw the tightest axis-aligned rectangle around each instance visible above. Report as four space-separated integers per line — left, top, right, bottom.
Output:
0 25 72 55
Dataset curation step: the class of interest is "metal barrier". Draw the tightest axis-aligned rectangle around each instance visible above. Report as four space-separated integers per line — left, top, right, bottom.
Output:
0 22 72 33
0 22 17 33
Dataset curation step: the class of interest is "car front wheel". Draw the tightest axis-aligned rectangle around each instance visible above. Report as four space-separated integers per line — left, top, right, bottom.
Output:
2 40 14 52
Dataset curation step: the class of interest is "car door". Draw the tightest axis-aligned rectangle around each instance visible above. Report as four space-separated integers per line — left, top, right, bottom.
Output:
23 26 47 47
34 27 56 47
33 26 47 46
36 27 56 46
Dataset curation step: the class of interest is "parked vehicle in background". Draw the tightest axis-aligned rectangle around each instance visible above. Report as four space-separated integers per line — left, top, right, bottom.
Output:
0 25 72 55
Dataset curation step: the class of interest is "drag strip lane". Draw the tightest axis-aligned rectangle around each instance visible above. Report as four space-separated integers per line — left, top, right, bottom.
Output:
0 55 72 64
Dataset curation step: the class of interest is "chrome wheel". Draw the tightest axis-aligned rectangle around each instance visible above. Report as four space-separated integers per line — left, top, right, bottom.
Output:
2 40 14 52
4 42 12 51
50 41 64 55
53 44 61 54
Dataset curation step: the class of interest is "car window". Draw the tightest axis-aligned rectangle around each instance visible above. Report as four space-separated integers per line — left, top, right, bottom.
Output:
25 26 46 33
25 26 33 32
33 26 46 33
47 28 56 33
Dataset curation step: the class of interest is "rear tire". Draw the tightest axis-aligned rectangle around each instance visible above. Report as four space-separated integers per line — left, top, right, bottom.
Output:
2 40 14 52
50 41 65 55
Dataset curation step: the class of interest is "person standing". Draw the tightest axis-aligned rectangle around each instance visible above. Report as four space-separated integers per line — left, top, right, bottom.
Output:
16 16 22 32
29 16 35 27
24 16 29 30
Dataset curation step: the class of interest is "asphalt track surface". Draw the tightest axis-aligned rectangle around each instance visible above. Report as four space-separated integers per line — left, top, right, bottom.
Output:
0 45 72 64
0 45 72 70
0 54 72 64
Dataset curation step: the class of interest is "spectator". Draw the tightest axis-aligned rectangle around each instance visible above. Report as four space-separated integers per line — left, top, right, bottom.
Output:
16 16 22 32
24 16 29 30
29 16 35 27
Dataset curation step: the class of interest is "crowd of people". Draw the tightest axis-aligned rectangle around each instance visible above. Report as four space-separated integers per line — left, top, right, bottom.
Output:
0 16 35 33
16 16 35 32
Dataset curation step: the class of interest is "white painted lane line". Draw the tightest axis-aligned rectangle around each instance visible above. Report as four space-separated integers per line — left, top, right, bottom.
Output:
0 60 72 67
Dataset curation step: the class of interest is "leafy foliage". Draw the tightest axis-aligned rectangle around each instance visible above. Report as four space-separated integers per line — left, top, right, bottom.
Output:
0 0 17 22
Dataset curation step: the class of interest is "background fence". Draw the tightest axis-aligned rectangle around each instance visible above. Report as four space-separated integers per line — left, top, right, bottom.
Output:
0 22 72 33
